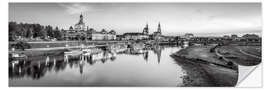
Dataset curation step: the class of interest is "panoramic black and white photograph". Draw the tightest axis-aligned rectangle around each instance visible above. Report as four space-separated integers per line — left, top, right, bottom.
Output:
8 3 262 87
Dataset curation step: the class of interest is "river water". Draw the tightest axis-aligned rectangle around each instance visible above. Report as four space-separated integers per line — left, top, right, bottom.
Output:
9 45 190 86
9 44 238 87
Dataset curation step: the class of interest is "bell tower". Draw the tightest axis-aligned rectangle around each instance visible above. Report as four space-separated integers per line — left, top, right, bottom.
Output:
157 22 161 35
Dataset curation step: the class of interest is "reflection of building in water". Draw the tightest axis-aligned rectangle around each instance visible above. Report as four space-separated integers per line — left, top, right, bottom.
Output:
143 51 149 61
9 57 68 80
90 51 116 62
152 45 164 64
118 44 164 63
79 60 84 74
10 48 118 80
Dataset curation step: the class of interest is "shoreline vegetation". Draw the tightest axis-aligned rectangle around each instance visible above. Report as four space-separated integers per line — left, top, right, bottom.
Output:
171 44 261 86
171 55 238 87
172 45 238 69
216 45 261 66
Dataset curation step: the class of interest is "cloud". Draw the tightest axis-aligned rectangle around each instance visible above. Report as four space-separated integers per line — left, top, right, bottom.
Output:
59 3 91 15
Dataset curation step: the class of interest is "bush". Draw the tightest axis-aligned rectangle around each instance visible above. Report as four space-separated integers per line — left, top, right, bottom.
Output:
11 41 31 51
218 57 223 60
210 46 216 53
227 61 234 66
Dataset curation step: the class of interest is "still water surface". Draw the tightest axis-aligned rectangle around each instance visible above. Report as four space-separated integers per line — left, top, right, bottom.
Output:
9 46 187 86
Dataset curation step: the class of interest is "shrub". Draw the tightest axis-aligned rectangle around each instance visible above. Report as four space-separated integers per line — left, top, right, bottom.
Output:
11 41 31 51
218 57 223 60
227 61 234 66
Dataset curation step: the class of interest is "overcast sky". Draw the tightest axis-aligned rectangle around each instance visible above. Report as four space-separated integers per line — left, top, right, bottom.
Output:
9 3 261 36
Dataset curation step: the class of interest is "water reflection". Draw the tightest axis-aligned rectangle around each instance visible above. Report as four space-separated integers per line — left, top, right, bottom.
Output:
9 43 239 87
9 44 172 81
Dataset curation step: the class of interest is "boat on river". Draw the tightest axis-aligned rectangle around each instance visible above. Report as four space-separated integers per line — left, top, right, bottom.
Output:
9 53 28 61
64 50 83 56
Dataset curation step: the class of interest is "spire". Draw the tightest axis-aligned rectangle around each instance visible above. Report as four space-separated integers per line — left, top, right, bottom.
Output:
80 12 83 18
157 22 161 34
78 13 84 24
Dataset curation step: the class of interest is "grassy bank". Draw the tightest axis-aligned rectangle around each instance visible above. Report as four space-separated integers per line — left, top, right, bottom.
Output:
171 45 261 86
216 46 261 66
173 45 237 69
171 55 238 86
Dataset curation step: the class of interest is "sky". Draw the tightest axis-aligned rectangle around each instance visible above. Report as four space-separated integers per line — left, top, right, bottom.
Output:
9 3 262 36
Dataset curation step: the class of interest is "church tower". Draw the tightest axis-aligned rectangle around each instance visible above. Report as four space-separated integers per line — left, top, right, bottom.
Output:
74 13 86 31
157 22 161 35
79 14 84 24
143 23 149 35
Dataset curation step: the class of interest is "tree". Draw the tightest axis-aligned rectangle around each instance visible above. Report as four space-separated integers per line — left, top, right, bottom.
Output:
9 21 65 41
11 41 31 51
53 28 62 40
55 26 59 31
32 24 44 38
9 22 19 41
109 30 116 35
25 28 33 38
45 25 54 38
101 29 107 34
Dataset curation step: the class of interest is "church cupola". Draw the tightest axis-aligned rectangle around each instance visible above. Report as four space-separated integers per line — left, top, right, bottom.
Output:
143 23 149 35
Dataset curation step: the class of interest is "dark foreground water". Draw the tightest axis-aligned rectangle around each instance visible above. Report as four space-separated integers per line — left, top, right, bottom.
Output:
9 45 238 87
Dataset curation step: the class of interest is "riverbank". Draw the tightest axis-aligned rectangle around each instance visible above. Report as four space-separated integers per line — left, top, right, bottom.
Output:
216 45 261 66
9 40 127 49
171 45 238 86
173 45 237 69
171 55 238 86
9 49 68 59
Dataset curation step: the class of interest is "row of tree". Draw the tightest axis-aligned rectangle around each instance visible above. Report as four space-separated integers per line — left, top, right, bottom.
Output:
9 22 63 41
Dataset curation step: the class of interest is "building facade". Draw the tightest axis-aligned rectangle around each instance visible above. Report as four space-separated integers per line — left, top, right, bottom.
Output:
64 14 116 40
122 23 151 40
184 33 194 39
90 29 116 40
123 33 148 40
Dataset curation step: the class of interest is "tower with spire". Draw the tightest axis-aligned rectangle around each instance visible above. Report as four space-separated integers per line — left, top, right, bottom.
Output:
74 13 86 31
142 23 149 35
79 13 84 24
153 22 162 36
152 22 163 40
157 22 161 35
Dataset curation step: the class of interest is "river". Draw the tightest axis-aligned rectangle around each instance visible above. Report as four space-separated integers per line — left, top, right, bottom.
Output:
9 44 237 87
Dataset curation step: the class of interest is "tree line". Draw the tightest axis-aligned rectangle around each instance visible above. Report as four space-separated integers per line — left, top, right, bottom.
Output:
9 22 63 41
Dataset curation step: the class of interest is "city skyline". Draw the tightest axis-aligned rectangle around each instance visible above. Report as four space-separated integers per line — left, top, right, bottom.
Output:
8 2 262 87
9 3 262 36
